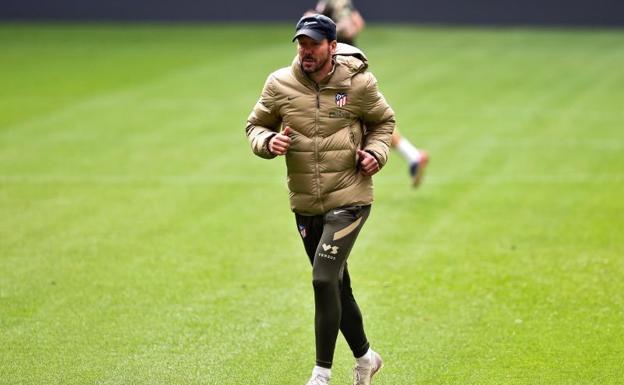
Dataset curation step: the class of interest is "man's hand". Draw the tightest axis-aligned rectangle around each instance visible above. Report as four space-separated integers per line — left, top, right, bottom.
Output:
269 127 292 155
357 149 380 176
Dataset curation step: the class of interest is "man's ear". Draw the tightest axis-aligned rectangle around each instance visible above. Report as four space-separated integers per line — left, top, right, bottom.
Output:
330 40 337 54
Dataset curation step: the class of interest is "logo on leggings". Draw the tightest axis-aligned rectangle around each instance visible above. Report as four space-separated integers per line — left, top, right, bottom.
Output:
319 244 339 260
322 243 339 255
298 224 307 238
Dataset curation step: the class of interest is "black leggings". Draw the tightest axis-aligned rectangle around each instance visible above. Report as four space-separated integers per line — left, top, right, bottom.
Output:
295 205 371 368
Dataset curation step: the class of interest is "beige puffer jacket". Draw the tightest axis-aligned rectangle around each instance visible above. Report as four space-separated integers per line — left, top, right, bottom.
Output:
246 44 395 215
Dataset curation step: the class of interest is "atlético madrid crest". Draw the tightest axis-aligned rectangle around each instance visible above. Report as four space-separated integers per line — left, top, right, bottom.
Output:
335 92 348 107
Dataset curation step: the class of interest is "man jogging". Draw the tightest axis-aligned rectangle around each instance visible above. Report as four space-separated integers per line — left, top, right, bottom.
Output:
245 15 393 385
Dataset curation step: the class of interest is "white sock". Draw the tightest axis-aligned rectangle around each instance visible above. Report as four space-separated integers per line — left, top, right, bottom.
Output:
396 137 422 164
312 366 331 379
356 348 373 366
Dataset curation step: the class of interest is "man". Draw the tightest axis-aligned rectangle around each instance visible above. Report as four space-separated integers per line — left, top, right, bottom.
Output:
306 0 430 187
245 14 391 385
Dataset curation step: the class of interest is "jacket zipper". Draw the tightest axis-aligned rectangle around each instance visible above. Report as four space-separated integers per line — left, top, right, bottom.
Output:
314 86 322 210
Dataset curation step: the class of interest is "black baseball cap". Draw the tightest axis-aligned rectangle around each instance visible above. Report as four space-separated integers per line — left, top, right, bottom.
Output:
292 14 337 42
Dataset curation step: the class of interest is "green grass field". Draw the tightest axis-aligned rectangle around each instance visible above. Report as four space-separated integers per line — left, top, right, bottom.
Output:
1 23 623 384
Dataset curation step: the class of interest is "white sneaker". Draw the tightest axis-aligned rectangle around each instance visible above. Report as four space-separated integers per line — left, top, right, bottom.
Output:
352 351 383 385
306 373 330 385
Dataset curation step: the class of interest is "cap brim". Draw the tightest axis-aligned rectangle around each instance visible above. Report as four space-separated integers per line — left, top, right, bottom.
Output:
292 29 325 42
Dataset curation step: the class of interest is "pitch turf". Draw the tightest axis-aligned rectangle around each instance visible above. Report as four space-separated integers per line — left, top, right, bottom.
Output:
1 23 623 384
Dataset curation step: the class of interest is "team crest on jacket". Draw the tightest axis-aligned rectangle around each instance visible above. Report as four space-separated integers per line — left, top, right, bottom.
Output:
335 92 348 107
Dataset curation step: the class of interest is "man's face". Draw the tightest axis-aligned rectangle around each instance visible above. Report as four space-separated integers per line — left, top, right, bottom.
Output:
297 36 336 74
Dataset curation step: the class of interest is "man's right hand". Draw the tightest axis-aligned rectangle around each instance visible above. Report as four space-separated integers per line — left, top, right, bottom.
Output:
269 126 292 155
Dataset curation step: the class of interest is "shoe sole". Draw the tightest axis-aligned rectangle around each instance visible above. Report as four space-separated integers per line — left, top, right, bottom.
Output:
412 154 429 187
412 165 426 187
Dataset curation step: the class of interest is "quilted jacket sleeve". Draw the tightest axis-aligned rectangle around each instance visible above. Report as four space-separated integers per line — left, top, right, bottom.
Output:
359 73 395 168
245 75 282 159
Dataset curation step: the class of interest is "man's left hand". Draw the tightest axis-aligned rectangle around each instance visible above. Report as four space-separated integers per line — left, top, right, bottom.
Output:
357 149 380 177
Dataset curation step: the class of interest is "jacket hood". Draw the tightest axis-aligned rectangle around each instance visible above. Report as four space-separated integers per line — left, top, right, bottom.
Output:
334 43 368 71
291 43 368 88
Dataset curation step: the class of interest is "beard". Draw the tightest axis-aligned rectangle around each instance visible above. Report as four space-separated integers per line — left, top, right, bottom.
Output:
301 51 330 74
